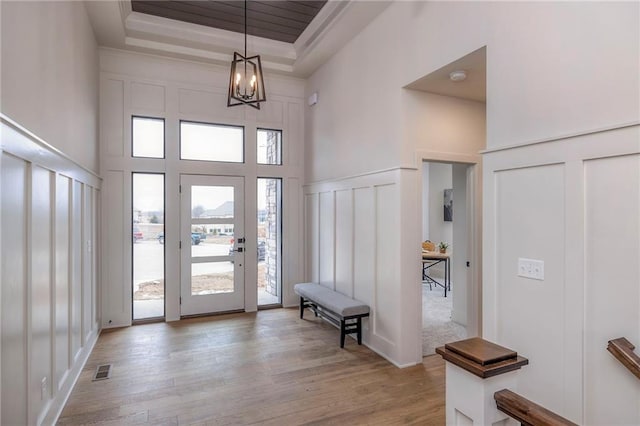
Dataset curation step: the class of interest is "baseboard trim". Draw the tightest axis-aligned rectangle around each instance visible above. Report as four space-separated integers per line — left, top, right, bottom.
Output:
41 328 100 426
362 341 418 369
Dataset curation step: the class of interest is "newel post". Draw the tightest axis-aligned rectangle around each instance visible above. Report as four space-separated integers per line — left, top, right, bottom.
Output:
436 337 529 426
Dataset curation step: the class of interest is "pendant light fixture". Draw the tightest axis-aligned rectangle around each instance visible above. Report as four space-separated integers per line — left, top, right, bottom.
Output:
227 0 266 109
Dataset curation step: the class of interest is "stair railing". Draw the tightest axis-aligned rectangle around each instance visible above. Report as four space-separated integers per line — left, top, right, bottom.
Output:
607 337 640 380
494 388 578 426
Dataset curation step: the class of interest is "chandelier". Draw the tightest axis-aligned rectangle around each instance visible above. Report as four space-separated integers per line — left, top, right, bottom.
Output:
227 0 266 109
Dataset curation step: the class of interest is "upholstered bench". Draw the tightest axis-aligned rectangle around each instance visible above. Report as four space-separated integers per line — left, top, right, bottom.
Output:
294 282 370 348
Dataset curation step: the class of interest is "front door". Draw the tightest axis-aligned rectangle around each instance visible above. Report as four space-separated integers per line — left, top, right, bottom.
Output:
180 175 244 316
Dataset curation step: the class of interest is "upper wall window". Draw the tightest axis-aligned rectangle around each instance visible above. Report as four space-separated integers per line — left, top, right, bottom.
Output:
180 121 244 163
132 116 164 159
257 129 282 165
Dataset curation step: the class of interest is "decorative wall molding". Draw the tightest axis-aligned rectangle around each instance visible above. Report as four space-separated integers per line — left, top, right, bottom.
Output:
1 114 101 187
483 124 640 423
304 168 408 365
1 116 101 425
481 121 640 155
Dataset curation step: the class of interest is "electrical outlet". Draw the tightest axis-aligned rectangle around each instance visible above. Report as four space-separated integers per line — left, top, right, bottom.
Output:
518 258 544 280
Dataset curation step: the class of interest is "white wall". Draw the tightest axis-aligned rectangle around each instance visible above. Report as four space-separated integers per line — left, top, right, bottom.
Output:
306 1 636 180
1 2 101 424
304 0 639 419
99 48 306 327
0 1 99 173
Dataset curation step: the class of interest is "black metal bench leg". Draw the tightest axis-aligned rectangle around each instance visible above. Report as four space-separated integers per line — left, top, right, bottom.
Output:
340 319 346 348
299 297 304 319
357 317 362 345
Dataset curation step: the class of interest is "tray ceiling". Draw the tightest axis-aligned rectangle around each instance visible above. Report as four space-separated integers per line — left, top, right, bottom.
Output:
131 1 327 44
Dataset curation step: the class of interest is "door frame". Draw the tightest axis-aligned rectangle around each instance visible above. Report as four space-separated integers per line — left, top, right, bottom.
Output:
179 174 245 316
415 150 482 357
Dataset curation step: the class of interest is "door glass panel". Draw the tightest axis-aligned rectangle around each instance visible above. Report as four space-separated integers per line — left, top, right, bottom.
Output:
132 173 164 320
191 262 234 295
190 224 234 257
180 121 244 163
191 186 234 219
257 178 281 305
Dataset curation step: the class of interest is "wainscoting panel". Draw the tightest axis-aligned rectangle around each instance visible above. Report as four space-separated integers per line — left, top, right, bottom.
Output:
284 177 303 307
318 191 335 289
82 185 94 345
1 116 101 425
353 187 375 310
131 82 165 113
102 171 127 327
55 174 71 390
1 153 29 425
286 102 302 168
304 170 404 364
335 189 354 298
584 154 640 425
304 193 319 285
484 124 640 423
373 183 400 344
494 164 566 413
256 99 284 126
71 180 83 360
178 88 243 122
30 165 54 423
101 78 124 158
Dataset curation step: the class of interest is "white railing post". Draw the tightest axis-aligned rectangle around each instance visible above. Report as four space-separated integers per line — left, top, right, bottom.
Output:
437 338 528 426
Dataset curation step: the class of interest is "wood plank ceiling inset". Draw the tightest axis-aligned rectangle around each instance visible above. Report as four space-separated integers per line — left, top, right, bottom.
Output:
131 1 327 44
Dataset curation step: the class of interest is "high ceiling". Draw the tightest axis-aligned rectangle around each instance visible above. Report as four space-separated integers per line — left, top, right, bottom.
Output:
131 1 327 44
84 1 392 77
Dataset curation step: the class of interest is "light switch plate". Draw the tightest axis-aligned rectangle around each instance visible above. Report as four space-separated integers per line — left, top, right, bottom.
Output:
518 258 544 280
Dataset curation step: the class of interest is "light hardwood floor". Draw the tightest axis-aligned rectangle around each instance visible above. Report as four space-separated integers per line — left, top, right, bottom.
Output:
59 308 445 425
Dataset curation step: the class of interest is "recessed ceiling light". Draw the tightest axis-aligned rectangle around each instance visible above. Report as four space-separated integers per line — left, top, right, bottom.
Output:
449 70 467 82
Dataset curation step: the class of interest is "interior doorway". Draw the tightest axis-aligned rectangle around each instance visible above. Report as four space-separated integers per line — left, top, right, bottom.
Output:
421 160 475 355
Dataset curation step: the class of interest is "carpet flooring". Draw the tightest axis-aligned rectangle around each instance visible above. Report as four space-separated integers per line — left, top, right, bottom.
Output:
422 279 467 356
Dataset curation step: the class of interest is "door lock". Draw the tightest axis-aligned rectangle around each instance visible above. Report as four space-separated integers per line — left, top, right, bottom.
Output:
234 247 244 253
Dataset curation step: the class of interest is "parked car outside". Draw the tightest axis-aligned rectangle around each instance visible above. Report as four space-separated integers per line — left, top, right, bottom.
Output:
133 227 143 242
157 232 201 245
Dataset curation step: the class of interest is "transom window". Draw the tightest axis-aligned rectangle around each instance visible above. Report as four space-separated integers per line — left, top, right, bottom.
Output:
132 116 164 159
180 121 244 163
257 129 282 165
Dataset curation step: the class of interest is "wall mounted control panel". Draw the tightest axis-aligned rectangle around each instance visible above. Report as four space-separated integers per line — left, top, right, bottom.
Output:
518 258 545 280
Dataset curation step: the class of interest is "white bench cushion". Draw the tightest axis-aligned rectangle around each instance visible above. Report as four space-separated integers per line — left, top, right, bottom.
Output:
294 282 369 317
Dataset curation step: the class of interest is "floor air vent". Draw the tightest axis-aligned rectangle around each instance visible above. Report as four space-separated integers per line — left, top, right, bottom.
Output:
92 364 112 381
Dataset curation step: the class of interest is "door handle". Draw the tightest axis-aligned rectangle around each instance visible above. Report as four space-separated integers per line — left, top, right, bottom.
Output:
234 247 244 253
